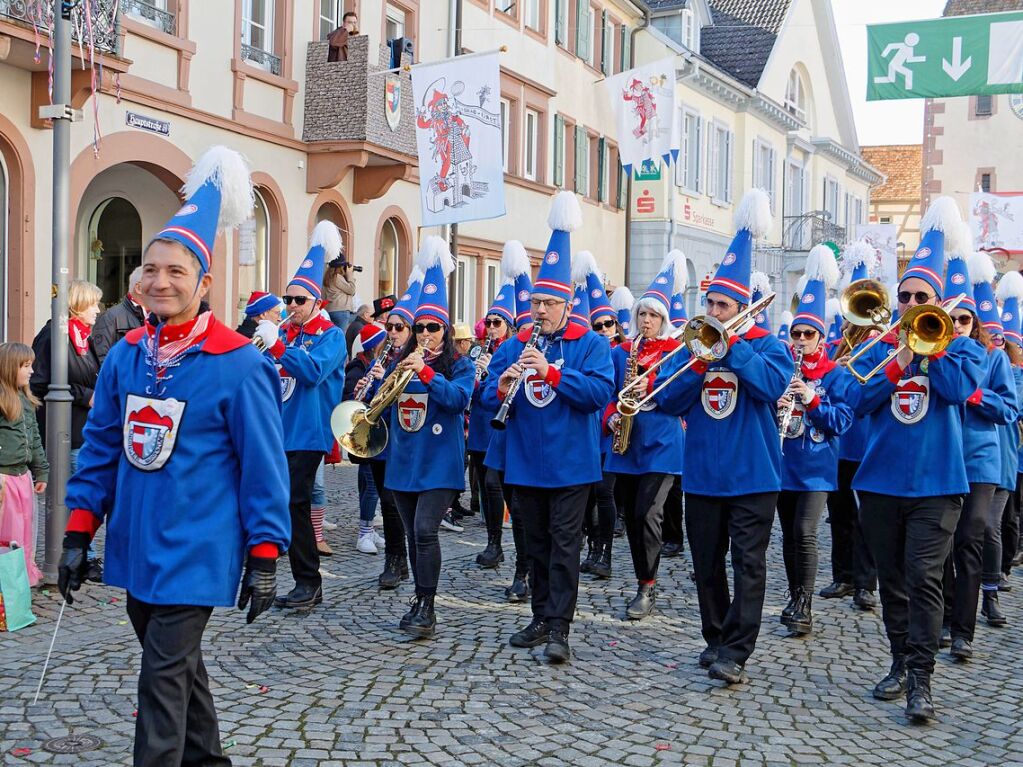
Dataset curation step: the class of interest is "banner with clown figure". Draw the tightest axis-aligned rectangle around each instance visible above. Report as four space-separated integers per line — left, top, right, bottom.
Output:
411 52 506 227
604 56 679 175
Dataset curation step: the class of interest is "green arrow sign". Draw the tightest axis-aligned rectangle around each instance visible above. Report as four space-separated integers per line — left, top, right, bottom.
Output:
867 11 1023 100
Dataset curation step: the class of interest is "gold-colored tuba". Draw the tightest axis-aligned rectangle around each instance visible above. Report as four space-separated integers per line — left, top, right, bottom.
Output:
835 278 890 359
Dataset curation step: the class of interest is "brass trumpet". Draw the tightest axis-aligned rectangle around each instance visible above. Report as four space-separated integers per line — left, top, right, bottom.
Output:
843 294 964 384
251 317 289 352
616 292 776 416
834 279 890 359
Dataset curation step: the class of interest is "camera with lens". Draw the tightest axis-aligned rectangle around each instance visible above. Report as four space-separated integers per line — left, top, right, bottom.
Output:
329 256 363 272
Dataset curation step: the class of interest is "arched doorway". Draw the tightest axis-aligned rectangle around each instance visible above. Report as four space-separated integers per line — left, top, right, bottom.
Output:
378 216 410 298
0 153 7 340
88 197 142 306
237 189 271 310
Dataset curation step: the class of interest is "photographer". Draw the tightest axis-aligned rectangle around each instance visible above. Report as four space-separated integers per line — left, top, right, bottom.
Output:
323 255 360 331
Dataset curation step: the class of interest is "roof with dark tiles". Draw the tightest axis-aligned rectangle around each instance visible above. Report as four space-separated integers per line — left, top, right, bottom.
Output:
943 0 1023 16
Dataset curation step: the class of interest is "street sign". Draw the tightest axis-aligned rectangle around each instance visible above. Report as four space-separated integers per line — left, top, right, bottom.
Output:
867 11 1023 100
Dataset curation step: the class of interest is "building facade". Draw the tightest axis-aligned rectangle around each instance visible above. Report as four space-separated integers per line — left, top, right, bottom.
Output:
861 144 922 267
0 0 646 342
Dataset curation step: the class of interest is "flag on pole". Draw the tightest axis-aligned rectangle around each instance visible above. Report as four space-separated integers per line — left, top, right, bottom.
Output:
411 52 506 227
604 56 679 176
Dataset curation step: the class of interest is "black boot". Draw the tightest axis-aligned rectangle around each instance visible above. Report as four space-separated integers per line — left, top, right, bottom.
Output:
505 566 530 602
544 629 571 663
509 617 549 648
660 541 683 558
614 512 625 538
950 636 973 661
939 625 952 648
905 670 935 723
981 590 1008 626
819 581 854 599
787 589 813 636
998 573 1012 592
853 588 877 610
626 583 656 620
781 586 799 624
274 583 323 609
590 541 612 579
378 553 407 590
404 594 436 638
872 655 907 700
399 594 421 630
582 537 600 574
476 534 505 569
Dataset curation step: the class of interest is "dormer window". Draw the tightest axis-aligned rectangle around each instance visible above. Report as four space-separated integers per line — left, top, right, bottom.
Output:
785 68 807 122
652 7 700 52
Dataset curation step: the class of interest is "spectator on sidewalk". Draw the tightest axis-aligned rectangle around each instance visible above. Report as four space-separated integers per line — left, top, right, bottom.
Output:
90 267 144 366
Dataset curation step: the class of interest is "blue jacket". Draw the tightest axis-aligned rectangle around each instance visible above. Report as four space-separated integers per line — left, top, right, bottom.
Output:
481 323 614 488
654 325 791 496
271 314 347 452
961 348 1017 485
466 338 508 454
1007 366 1023 483
851 334 986 497
65 318 291 607
384 355 474 493
602 339 684 476
837 411 868 463
781 358 854 492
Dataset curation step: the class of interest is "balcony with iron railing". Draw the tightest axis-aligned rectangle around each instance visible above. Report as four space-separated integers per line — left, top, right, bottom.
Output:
241 42 281 76
121 0 175 36
0 0 120 53
782 211 847 252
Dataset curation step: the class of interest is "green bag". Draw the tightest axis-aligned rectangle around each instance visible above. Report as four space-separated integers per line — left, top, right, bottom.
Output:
0 544 37 632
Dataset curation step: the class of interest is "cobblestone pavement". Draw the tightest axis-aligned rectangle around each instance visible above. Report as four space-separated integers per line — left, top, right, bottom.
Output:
3 464 1023 766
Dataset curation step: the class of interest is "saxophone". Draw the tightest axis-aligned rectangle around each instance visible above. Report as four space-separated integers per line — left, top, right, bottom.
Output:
777 345 805 448
612 337 641 455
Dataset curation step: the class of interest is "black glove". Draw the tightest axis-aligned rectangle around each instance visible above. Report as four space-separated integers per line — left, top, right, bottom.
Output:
57 531 91 605
237 555 277 624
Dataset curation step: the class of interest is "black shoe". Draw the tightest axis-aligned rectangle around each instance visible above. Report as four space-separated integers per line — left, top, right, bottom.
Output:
274 583 323 609
1012 551 1023 568
853 589 877 610
590 541 612 579
781 587 799 624
543 630 571 663
613 515 625 538
403 594 436 638
509 617 550 648
819 581 854 599
905 670 935 723
950 637 973 661
708 658 747 685
440 511 464 533
981 590 1008 626
378 553 408 590
399 595 420 630
939 625 952 648
660 541 683 558
626 583 656 620
505 569 530 603
476 535 504 569
787 589 812 636
580 538 597 574
698 646 719 669
85 557 104 584
998 573 1012 592
872 655 907 701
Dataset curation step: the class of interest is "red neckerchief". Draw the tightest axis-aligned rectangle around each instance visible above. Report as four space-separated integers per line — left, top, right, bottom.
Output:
285 313 333 343
142 311 214 366
69 317 91 356
800 344 836 379
624 337 680 371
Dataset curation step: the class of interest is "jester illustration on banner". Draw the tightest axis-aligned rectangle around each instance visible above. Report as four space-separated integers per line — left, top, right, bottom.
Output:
604 56 679 176
971 192 1023 254
411 52 506 227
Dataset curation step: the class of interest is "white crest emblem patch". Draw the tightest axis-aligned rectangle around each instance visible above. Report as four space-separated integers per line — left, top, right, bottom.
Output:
279 370 296 402
701 371 739 419
523 366 559 408
175 203 198 216
398 392 429 432
891 375 929 425
784 406 805 439
123 394 185 471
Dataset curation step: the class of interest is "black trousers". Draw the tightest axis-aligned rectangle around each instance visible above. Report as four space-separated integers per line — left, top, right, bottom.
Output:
685 492 777 666
514 483 590 633
827 460 877 590
485 468 528 570
618 472 674 582
859 492 962 674
126 595 229 767
584 470 618 545
467 450 488 523
661 476 685 547
392 488 457 595
942 483 995 640
286 450 323 589
777 490 829 591
369 459 407 559
1002 474 1022 574
983 489 1010 586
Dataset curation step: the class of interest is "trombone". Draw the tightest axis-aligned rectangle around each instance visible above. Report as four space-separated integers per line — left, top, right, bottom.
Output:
616 292 776 416
834 278 891 360
843 293 965 384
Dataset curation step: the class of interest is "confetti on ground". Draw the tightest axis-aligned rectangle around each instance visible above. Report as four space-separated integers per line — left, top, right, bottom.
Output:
132 710 137 718
224 739 236 749
655 743 671 751
118 621 127 625
11 747 32 756
259 686 269 693
245 684 256 689
608 641 618 647
665 662 678 669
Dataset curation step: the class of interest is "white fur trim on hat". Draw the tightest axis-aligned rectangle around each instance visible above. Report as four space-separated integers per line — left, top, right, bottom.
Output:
573 250 601 285
780 310 793 328
547 191 583 232
842 240 874 275
182 146 254 231
750 270 772 298
661 249 688 293
919 196 963 261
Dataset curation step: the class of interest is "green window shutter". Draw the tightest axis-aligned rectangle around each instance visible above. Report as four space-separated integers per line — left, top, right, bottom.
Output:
600 11 609 75
554 115 565 187
620 24 631 72
617 162 626 210
576 0 591 61
574 125 586 194
555 0 566 46
597 137 606 202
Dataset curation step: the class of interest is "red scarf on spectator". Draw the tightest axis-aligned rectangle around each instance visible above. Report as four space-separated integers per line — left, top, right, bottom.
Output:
69 317 91 356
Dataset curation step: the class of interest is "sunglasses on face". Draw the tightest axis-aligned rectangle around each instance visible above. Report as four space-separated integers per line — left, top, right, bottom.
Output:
592 320 616 331
413 322 443 334
898 291 935 305
282 295 311 306
385 322 406 332
789 329 818 340
953 315 974 326
484 318 505 328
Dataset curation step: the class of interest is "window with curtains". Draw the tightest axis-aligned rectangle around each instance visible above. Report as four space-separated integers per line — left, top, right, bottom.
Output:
500 98 511 173
675 107 702 194
554 115 566 188
575 125 590 196
823 176 841 223
784 161 806 218
525 109 539 181
752 138 776 210
707 122 733 205
525 0 542 31
241 0 278 72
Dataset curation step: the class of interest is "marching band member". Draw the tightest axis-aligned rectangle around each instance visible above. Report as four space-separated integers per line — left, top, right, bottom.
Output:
777 310 792 343
750 272 772 332
851 198 985 722
260 221 348 610
604 250 686 620
660 291 689 560
482 192 614 663
236 291 283 338
58 147 290 766
777 245 853 636
821 241 877 609
653 190 791 684
611 286 635 338
825 299 843 359
385 237 474 638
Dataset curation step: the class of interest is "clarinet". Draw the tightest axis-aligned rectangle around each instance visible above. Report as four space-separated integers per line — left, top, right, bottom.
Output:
465 338 496 422
352 339 393 403
778 345 805 448
491 323 543 430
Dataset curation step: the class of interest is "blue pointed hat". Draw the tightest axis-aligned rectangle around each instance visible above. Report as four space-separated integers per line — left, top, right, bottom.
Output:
414 236 455 324
570 283 591 330
944 223 976 311
610 286 635 335
969 250 1000 332
289 221 342 300
997 271 1023 345
750 271 772 331
587 272 615 322
826 299 842 344
154 146 254 276
777 310 792 343
901 196 962 299
670 292 688 328
642 249 686 315
486 280 516 326
843 240 874 283
572 250 600 329
533 192 582 302
501 240 533 327
707 189 772 305
389 267 424 326
792 245 840 336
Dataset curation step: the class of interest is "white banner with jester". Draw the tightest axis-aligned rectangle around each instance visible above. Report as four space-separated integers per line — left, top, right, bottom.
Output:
604 56 679 175
411 52 506 227
971 192 1023 255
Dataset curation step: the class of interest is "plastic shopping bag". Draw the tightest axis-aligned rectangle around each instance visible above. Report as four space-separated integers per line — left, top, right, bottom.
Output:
0 543 37 631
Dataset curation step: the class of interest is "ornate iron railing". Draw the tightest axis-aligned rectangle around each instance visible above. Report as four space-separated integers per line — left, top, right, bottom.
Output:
0 0 119 53
782 211 846 252
122 0 175 35
241 42 282 75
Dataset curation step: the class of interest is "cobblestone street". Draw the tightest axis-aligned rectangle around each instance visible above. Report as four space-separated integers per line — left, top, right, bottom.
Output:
3 464 1023 766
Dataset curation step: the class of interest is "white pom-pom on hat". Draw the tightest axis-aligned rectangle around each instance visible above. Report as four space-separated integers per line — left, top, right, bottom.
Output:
806 244 840 290
919 196 963 261
609 285 635 312
548 191 583 232
572 249 601 285
414 235 455 278
407 265 424 286
750 270 772 298
996 270 1023 302
825 297 841 324
181 145 255 231
310 220 343 262
734 188 773 239
842 240 874 274
501 240 531 280
967 250 996 286
661 249 688 293
780 310 793 327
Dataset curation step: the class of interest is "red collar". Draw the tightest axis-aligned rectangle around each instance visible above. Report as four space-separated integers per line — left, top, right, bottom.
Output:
516 322 588 342
743 325 770 340
799 345 837 378
125 315 249 355
621 337 680 355
286 313 334 342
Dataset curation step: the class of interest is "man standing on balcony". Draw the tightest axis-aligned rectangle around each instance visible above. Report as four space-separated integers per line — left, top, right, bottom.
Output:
328 11 359 62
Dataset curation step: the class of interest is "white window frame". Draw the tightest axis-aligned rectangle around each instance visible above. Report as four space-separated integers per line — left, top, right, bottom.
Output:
242 0 274 54
785 69 806 122
500 98 511 174
783 159 806 218
824 176 841 223
681 8 695 50
708 120 733 206
453 255 474 325
318 0 339 40
485 262 500 311
752 137 776 211
127 0 170 31
524 0 542 30
496 0 516 14
578 131 591 198
524 108 539 181
675 106 702 194
385 3 406 40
